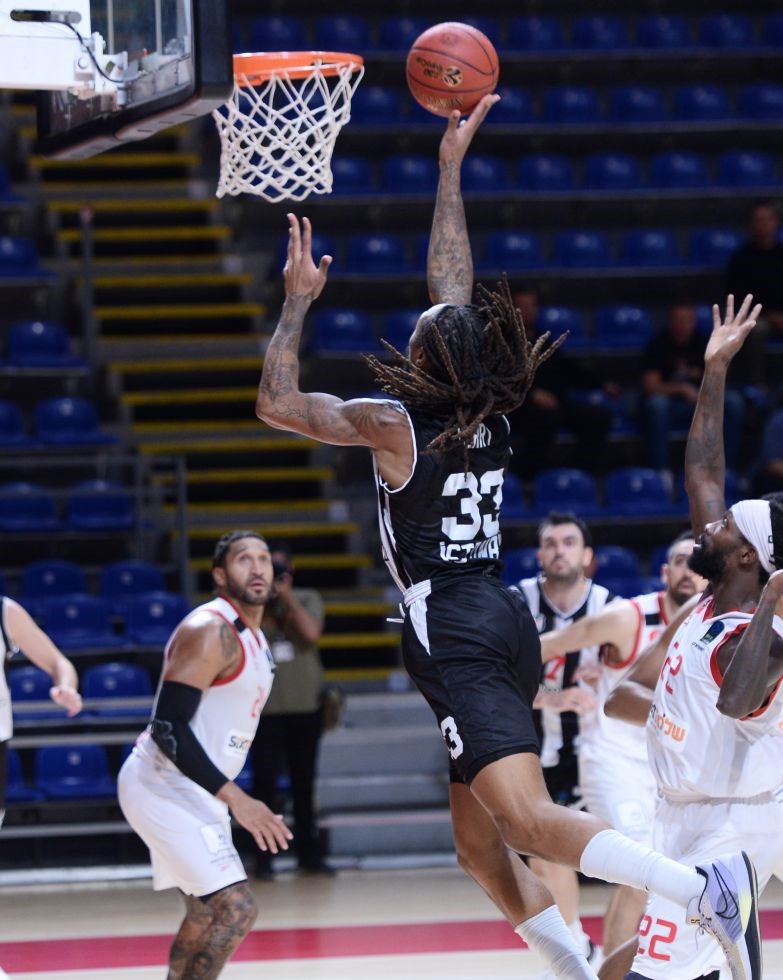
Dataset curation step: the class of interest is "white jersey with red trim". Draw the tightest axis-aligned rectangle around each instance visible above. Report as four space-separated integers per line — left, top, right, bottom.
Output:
579 590 669 765
136 596 274 782
0 597 17 742
648 594 783 801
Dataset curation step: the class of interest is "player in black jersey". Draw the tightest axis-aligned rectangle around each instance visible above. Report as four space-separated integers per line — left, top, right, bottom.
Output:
255 96 762 980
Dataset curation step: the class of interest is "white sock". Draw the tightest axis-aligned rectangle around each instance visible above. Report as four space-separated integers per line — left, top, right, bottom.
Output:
580 829 703 909
567 918 592 957
516 905 598 979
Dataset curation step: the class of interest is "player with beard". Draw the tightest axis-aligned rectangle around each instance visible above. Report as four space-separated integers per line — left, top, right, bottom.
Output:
119 531 292 980
600 294 783 980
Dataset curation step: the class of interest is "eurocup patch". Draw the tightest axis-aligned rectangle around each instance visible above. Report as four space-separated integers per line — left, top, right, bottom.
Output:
700 621 725 644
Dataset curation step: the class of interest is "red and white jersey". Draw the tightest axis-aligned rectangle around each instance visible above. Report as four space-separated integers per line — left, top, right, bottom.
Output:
579 591 669 765
648 594 783 801
136 596 274 782
0 597 16 742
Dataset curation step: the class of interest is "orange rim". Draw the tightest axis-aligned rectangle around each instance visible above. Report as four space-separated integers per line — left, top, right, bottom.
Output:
233 51 364 84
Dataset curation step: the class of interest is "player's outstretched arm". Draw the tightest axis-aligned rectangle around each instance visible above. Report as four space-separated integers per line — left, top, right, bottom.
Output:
427 94 499 305
539 599 637 664
685 294 761 536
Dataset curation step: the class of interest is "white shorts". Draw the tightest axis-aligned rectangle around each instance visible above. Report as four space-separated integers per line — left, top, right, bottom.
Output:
629 794 783 980
118 749 246 897
578 752 656 845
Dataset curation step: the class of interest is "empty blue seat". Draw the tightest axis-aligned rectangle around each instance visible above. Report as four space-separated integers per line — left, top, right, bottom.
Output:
347 233 408 275
594 574 648 599
8 665 63 721
610 85 667 124
594 545 641 579
594 305 653 350
0 400 32 447
41 594 122 650
82 662 152 718
314 15 372 51
5 747 43 803
538 307 589 349
378 16 429 51
636 15 693 49
249 15 308 51
455 17 499 42
674 85 732 122
487 86 534 124
543 87 601 124
277 231 336 272
501 547 539 586
690 228 744 267
7 321 84 368
0 236 41 276
764 14 783 47
583 152 641 190
350 86 406 125
607 468 676 516
533 468 602 517
21 560 87 600
516 154 576 191
100 560 166 613
740 84 783 120
381 309 421 352
67 480 134 531
330 156 374 196
717 150 776 187
620 229 680 267
381 154 439 194
650 151 710 189
461 155 507 192
124 591 191 646
572 15 630 50
35 744 116 800
313 309 378 353
35 396 114 446
699 14 756 48
501 473 529 520
569 389 638 435
482 230 544 271
0 482 59 532
508 16 565 51
552 230 612 268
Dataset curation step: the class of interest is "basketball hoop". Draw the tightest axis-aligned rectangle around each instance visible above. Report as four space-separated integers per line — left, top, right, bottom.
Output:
213 51 365 202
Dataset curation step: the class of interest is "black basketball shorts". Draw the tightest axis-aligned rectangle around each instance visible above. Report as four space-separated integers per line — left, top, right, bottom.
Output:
402 575 542 784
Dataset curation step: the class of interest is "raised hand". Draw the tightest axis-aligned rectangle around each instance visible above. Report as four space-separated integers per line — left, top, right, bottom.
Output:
438 93 500 168
283 214 331 303
705 293 762 366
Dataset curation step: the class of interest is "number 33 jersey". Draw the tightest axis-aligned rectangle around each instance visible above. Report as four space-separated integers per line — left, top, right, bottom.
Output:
649 594 783 801
372 402 510 591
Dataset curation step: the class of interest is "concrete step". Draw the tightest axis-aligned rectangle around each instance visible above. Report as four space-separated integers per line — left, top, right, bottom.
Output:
320 725 445 777
341 691 433 729
322 808 454 857
318 772 449 812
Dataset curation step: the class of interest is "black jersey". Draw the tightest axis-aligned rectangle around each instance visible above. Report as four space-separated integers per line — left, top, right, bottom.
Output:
373 402 510 591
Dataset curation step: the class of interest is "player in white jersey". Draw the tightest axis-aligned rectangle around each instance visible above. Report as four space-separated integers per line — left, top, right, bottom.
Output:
538 532 706 958
118 531 292 980
599 294 782 980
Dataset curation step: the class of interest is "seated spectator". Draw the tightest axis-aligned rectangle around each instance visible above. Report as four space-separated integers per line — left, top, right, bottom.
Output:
726 200 783 342
641 302 744 472
507 290 619 476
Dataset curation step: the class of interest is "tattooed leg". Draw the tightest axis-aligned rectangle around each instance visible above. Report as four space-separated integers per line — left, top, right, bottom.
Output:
178 881 258 979
167 894 215 980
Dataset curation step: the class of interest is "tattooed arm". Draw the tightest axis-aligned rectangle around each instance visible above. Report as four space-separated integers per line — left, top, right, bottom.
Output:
684 294 761 536
427 94 499 305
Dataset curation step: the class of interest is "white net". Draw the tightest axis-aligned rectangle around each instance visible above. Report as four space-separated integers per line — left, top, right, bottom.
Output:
213 56 364 202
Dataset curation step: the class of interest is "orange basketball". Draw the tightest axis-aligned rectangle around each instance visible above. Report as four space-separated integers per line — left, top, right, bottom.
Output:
406 22 499 118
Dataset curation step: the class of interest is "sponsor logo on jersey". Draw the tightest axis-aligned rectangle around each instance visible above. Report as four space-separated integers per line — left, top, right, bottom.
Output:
700 621 726 644
469 423 492 449
439 533 501 563
226 730 252 755
649 702 686 743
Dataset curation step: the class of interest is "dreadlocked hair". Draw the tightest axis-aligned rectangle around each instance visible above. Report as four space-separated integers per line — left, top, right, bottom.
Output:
366 276 566 465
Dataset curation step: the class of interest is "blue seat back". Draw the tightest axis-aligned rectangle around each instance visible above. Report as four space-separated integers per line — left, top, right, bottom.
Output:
313 309 378 353
543 87 601 124
482 230 543 271
314 15 372 51
572 15 630 50
381 309 420 352
690 228 744 267
553 230 612 268
8 321 75 366
501 547 539 585
501 473 529 520
636 15 693 48
100 560 166 610
700 14 756 48
249 15 308 51
82 663 152 710
674 85 731 122
124 591 191 643
381 154 439 194
35 397 104 444
22 560 87 599
594 545 641 578
594 305 653 349
0 236 39 274
583 152 641 190
538 307 588 349
0 400 29 443
621 229 680 267
516 154 576 191
35 744 115 799
41 594 116 645
507 16 565 51
330 156 374 196
607 468 674 515
610 85 667 123
650 151 709 189
350 85 405 125
487 86 534 124
347 233 408 274
740 84 783 120
461 155 507 193
717 150 776 187
378 16 429 51
534 468 599 513
0 482 59 530
67 479 134 530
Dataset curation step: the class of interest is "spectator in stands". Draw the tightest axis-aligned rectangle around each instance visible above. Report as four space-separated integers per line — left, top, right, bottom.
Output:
507 290 618 476
753 390 783 496
0 596 82 826
252 545 332 878
641 302 744 472
726 200 783 340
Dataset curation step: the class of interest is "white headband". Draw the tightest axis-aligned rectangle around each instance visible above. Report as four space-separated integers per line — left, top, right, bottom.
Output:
731 500 775 573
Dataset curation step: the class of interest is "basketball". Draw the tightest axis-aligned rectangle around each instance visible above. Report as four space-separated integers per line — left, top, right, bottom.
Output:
406 22 499 118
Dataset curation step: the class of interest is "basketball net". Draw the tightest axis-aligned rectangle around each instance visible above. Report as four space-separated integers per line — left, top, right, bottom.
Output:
213 52 364 202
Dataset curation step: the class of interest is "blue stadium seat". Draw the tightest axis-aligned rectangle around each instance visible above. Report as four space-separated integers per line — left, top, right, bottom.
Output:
594 305 653 350
378 16 429 51
717 150 777 187
501 547 539 586
583 152 641 191
508 16 565 51
636 15 694 49
0 236 41 276
620 229 680 267
350 86 406 125
487 87 534 124
41 595 123 650
572 15 630 50
67 480 134 531
7 321 84 368
347 233 408 275
35 397 114 446
501 473 530 520
690 228 744 267
330 156 374 196
552 230 612 268
5 747 43 803
482 230 544 272
277 231 337 272
0 401 33 447
649 544 671 577
100 560 166 614
249 15 308 51
35 744 116 800
699 14 756 48
516 154 576 191
674 85 732 122
543 87 602 124
594 574 648 599
8 665 64 721
606 468 677 516
380 310 420 352
594 545 641 578
0 482 59 532
124 591 191 646
764 14 783 47
570 389 638 435
533 468 602 517
235 755 254 791
381 154 439 194
610 85 667 124
314 15 372 51
0 166 21 203
461 155 507 192
81 662 152 718
740 84 783 120
650 150 710 189
538 306 589 349
21 560 87 600
313 309 379 354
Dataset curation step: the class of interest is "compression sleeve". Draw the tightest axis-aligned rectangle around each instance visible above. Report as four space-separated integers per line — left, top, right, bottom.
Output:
150 680 229 796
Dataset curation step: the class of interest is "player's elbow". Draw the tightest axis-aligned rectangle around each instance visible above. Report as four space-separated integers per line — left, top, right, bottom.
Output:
603 688 621 719
716 689 754 719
